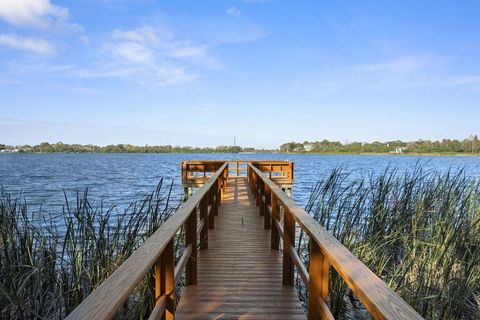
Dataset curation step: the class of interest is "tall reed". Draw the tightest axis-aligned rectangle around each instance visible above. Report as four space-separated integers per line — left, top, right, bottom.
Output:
0 179 178 319
297 164 480 319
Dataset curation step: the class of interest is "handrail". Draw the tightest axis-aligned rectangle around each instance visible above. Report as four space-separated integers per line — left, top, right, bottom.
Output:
66 162 229 320
182 160 293 185
248 163 423 320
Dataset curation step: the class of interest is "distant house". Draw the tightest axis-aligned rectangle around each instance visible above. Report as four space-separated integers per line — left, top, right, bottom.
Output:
391 147 406 154
0 148 19 153
304 143 314 152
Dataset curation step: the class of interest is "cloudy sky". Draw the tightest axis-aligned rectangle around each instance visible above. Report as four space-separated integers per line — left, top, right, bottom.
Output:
1 0 479 148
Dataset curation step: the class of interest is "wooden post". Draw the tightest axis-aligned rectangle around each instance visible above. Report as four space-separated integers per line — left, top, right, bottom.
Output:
181 161 187 184
271 193 280 250
254 171 258 201
259 181 265 216
250 169 255 197
248 167 252 188
155 239 174 320
283 207 295 286
216 179 221 209
185 208 197 285
291 162 294 182
308 239 329 319
200 195 208 250
255 175 260 205
208 187 215 229
236 160 239 177
222 168 228 194
264 185 271 229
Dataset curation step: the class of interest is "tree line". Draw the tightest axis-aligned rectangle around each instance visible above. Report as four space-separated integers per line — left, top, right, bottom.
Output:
0 142 247 153
280 135 480 154
1 135 479 154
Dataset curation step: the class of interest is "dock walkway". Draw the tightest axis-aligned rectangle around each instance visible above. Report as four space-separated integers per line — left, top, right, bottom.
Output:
66 160 423 320
175 177 305 319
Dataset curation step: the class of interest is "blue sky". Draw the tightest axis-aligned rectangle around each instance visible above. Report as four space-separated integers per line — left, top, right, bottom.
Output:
1 0 479 148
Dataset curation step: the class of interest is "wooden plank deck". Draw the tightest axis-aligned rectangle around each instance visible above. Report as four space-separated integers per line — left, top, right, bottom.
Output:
175 177 306 320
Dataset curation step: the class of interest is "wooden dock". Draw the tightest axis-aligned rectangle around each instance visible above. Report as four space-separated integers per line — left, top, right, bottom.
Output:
66 160 423 320
175 177 305 319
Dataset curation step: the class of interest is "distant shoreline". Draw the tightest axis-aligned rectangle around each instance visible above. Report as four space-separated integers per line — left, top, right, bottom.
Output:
1 151 478 157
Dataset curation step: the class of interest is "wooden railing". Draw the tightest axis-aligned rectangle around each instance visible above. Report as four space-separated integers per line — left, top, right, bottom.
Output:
66 163 229 320
66 159 423 320
247 163 423 320
182 159 294 188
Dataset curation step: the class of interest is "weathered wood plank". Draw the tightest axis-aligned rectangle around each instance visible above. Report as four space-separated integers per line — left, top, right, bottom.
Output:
175 177 306 319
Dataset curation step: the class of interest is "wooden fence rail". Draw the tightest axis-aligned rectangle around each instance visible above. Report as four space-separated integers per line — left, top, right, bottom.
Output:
247 163 423 320
66 163 229 320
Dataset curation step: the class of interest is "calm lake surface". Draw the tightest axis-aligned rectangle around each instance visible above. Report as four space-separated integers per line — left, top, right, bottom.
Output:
1 153 480 219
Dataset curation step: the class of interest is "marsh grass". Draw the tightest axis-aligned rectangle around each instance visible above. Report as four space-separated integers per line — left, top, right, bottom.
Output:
297 164 480 319
0 179 179 319
2 166 479 319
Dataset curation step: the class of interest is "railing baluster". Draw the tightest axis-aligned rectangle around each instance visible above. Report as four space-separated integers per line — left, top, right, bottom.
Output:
251 168 255 197
200 195 208 249
185 208 197 285
208 187 215 228
264 184 271 229
271 193 280 250
155 239 174 320
216 179 221 209
222 168 227 194
259 180 265 216
283 207 295 286
308 239 330 319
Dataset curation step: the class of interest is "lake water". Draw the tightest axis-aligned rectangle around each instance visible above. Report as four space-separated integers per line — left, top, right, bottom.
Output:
1 153 480 218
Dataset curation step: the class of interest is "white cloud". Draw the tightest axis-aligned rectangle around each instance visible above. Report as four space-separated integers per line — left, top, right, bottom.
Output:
109 26 210 62
170 44 208 59
1 18 265 86
112 27 160 44
227 7 241 17
108 41 154 64
308 54 480 92
352 55 434 74
0 0 69 28
98 26 218 84
0 33 55 54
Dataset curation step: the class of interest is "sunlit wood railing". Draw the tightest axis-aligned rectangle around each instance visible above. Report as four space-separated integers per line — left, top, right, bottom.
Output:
182 159 294 188
67 159 423 320
66 163 229 320
247 163 423 320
